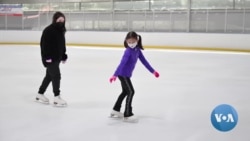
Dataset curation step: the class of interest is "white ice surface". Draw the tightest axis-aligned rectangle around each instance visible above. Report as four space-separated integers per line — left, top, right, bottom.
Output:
0 45 249 141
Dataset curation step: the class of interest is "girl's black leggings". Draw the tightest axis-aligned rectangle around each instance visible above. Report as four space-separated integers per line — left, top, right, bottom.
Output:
113 76 135 117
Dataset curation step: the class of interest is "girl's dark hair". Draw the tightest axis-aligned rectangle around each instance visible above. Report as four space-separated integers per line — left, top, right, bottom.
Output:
124 31 144 50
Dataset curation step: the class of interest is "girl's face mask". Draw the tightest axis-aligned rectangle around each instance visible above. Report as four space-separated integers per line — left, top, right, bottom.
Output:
127 38 138 48
128 42 138 48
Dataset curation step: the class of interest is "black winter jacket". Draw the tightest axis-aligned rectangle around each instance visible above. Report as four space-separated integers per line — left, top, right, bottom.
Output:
40 23 67 67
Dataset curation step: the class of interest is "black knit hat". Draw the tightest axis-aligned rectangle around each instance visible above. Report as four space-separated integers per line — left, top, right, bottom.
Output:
52 11 65 24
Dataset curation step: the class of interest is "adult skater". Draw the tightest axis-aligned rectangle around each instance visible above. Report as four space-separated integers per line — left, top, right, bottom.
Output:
36 11 68 106
109 31 160 122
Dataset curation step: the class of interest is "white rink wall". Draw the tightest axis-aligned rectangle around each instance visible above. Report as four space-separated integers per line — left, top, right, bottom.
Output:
0 30 250 51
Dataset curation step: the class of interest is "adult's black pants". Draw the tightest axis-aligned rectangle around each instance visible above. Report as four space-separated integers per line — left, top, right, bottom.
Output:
38 61 61 96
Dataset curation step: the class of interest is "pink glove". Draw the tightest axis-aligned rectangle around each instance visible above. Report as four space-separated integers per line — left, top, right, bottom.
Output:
153 71 160 78
109 76 117 83
46 59 52 63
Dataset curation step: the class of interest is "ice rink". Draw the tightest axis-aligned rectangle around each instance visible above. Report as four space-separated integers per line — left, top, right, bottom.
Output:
0 45 249 141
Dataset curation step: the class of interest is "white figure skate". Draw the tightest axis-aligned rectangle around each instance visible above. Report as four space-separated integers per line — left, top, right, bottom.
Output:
110 110 124 118
35 94 49 104
54 96 67 107
123 115 139 123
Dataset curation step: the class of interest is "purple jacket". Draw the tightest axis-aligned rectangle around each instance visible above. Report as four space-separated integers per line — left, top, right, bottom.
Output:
114 46 155 78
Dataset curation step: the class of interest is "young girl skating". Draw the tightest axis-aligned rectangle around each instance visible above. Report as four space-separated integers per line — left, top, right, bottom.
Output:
109 31 160 123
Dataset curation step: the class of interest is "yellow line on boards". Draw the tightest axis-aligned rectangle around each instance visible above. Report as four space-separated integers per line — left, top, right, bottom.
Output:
1 42 250 53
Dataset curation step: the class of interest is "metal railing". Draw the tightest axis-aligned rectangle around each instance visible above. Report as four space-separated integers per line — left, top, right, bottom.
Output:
1 9 250 33
1 0 250 33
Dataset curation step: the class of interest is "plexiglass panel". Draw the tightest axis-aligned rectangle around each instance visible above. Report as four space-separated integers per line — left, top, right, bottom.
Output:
1 1 250 33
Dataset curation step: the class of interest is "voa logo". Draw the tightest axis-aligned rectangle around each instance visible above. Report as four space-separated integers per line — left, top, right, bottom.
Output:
211 104 238 132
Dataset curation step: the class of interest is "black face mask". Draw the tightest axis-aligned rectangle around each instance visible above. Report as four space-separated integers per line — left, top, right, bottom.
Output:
55 22 64 28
